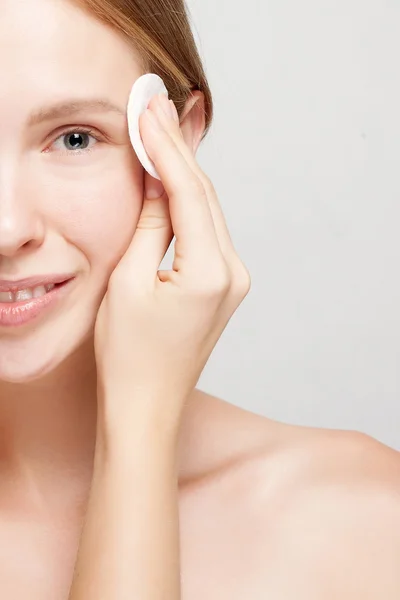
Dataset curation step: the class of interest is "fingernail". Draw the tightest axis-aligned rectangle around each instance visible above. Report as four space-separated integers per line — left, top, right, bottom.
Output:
146 177 165 199
158 92 175 120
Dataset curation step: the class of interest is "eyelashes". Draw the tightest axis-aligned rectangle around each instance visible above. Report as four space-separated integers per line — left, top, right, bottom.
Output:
46 126 103 156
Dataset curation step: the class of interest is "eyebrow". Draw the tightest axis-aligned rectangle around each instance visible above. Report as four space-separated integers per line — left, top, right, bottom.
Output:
27 98 126 126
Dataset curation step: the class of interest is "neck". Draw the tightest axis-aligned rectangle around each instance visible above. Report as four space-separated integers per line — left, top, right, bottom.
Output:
0 340 209 521
0 338 98 517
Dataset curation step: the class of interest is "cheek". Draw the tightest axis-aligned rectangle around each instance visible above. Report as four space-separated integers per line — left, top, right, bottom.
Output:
45 158 144 274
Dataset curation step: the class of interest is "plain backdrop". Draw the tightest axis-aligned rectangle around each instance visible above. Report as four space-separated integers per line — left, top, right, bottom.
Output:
163 0 400 450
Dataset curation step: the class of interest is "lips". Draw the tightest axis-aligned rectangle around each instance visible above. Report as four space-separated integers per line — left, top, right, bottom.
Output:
0 276 76 327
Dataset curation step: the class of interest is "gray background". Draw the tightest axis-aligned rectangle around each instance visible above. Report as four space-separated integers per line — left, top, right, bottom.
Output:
169 0 400 449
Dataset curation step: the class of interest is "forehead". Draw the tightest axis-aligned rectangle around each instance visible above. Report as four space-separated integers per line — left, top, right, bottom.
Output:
0 0 142 117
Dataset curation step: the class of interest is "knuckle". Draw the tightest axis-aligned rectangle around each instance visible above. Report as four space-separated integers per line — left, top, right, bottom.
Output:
209 261 231 289
206 278 230 297
232 259 252 297
187 262 231 297
214 267 232 294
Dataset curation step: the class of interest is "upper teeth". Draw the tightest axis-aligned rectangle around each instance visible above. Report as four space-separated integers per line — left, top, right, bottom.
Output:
0 284 55 303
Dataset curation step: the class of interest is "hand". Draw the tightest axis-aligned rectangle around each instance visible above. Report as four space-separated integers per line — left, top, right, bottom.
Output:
94 92 251 430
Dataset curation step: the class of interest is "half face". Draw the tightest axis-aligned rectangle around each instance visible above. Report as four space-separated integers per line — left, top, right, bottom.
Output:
0 0 146 382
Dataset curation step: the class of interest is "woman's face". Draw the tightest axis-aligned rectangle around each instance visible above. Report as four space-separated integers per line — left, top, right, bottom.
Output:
0 0 145 382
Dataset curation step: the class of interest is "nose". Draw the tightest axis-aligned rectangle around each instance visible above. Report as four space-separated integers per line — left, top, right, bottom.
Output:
0 172 45 258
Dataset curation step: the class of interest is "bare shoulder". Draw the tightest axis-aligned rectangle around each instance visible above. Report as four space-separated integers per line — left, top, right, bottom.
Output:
239 412 400 598
183 388 400 486
258 426 400 598
183 390 400 599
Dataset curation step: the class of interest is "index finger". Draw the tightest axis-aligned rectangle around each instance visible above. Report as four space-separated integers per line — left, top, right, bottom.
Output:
167 98 236 261
139 104 221 269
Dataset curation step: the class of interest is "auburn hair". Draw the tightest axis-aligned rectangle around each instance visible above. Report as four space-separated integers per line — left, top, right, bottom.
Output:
72 0 213 139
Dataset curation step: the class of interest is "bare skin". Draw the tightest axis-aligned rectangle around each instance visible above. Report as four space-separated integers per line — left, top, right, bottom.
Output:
0 1 400 598
0 388 399 599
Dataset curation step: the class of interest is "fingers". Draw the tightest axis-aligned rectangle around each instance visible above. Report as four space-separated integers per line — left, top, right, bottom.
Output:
146 94 251 297
115 178 173 288
149 94 236 263
144 170 164 200
122 92 250 301
139 100 222 277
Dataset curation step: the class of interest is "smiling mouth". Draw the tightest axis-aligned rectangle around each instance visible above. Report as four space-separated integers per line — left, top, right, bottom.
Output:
0 277 76 328
0 279 72 304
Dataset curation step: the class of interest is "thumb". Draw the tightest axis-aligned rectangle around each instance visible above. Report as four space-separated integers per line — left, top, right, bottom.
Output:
145 169 164 199
117 172 173 287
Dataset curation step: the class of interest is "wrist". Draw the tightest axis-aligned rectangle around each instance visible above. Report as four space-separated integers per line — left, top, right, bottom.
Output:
97 379 186 433
95 392 182 467
93 424 180 490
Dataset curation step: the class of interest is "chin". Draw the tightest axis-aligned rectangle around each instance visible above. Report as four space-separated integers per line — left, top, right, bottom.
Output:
0 356 57 384
0 319 96 385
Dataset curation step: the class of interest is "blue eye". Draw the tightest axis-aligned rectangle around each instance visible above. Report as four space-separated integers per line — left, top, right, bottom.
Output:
50 128 101 154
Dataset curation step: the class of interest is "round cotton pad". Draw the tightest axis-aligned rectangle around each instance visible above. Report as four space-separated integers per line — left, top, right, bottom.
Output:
127 73 169 180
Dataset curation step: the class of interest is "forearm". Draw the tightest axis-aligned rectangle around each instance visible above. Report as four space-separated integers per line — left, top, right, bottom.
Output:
68 412 182 600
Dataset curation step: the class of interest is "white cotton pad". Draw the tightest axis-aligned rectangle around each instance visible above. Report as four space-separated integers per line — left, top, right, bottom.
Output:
127 73 169 180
